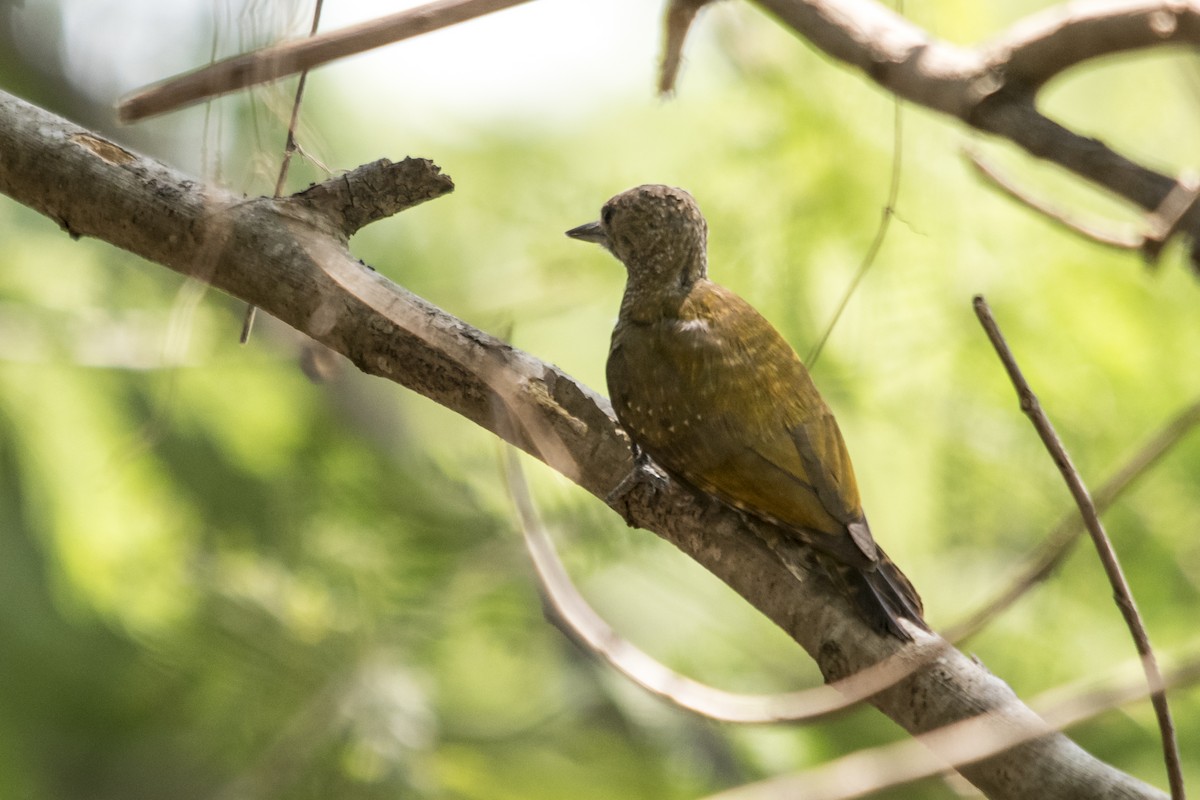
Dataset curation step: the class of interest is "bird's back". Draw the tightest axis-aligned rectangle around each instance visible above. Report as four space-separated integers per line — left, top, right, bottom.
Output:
607 279 875 568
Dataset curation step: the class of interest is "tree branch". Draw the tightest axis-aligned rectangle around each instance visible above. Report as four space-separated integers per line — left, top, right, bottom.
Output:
974 296 1184 800
119 0 1200 266
117 0 537 122
504 444 953 724
747 0 1200 268
0 88 1168 799
707 650 1200 800
963 147 1143 250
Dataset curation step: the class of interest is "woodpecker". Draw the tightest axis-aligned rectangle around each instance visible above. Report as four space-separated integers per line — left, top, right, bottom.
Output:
567 184 926 639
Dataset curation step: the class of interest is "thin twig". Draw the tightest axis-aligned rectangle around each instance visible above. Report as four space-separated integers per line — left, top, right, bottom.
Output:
500 445 948 724
964 147 1142 251
1142 172 1200 265
972 295 1185 800
273 0 324 198
242 0 326 345
946 395 1200 643
659 0 712 94
118 0 536 122
807 80 903 365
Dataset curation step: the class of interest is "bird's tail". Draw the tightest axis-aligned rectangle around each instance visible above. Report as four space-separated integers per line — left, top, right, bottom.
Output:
772 539 927 641
844 546 928 641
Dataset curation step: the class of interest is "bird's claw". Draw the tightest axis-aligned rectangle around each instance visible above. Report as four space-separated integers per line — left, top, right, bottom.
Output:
606 448 669 526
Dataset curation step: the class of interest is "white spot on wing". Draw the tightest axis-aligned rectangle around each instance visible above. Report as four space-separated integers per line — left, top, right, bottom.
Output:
675 318 709 334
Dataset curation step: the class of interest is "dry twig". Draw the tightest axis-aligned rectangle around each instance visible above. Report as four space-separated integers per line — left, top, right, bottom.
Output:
501 447 948 724
946 396 1200 643
242 0 327 344
808 79 903 365
964 147 1142 251
660 0 714 94
118 0 536 122
973 295 1185 800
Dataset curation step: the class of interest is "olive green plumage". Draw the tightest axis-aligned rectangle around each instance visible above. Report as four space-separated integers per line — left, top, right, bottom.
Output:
567 184 926 640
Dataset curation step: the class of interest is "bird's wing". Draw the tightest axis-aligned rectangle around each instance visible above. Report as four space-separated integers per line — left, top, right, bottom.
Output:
647 293 870 559
609 282 875 565
788 416 877 562
685 439 878 568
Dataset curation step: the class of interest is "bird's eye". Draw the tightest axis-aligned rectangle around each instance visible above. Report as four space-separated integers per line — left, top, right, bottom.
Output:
601 206 614 227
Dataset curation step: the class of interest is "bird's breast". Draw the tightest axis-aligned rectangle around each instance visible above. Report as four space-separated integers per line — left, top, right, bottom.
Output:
605 288 864 539
607 315 740 470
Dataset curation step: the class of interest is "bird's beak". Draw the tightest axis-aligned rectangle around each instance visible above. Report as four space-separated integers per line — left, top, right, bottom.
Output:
565 220 609 249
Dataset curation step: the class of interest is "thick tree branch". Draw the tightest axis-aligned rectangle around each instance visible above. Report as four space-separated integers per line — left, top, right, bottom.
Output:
748 0 1200 265
505 445 953 725
710 651 1200 800
0 89 1168 799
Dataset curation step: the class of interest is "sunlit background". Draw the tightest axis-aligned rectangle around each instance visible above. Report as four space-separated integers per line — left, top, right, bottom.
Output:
1 0 1199 797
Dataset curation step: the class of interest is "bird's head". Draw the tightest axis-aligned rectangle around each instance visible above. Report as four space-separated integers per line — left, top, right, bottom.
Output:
567 185 709 299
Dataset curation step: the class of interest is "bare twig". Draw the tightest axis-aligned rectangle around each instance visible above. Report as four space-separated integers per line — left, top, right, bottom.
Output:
242 0 326 344
274 0 325 198
946 395 1200 643
703 647 1200 800
972 295 1185 800
1142 172 1200 264
660 0 713 94
807 75 903 366
501 446 948 724
118 0 536 122
964 147 1142 251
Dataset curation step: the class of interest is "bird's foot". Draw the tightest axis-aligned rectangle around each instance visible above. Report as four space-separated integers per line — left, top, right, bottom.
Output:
606 448 668 527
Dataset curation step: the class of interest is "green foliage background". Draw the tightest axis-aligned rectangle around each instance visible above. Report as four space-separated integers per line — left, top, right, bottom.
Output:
1 1 1198 798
